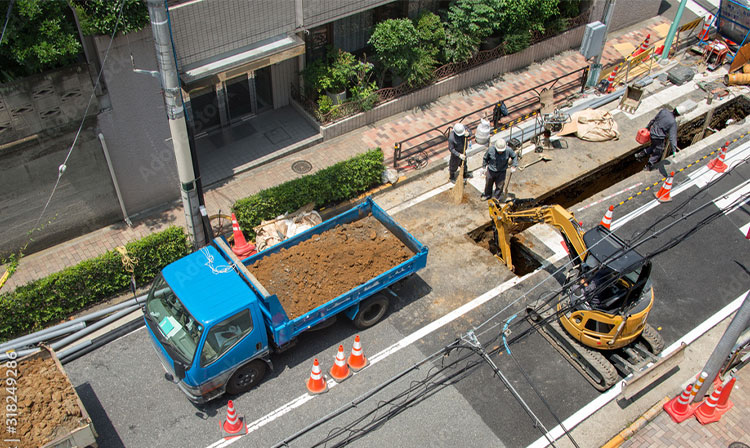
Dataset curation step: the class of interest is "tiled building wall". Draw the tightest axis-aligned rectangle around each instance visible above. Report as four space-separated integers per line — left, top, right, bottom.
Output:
302 0 396 28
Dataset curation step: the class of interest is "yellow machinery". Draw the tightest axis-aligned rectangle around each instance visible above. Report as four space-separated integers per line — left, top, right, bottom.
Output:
489 199 664 390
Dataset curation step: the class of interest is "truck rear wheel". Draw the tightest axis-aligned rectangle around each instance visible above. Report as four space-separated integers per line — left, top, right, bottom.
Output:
353 295 389 329
226 360 266 395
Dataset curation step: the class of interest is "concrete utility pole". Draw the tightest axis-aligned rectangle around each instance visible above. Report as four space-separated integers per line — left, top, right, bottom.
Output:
586 0 616 87
660 0 689 64
145 0 206 249
693 291 750 401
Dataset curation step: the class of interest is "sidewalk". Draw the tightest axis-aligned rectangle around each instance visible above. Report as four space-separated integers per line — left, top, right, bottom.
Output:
620 365 750 447
1 18 668 291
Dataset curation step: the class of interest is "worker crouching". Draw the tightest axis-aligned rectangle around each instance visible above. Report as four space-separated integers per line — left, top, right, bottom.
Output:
636 104 680 171
481 138 518 201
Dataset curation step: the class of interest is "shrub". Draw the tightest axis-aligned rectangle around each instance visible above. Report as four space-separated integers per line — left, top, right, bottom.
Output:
0 227 190 341
504 31 531 54
232 149 384 238
415 12 446 62
369 18 438 88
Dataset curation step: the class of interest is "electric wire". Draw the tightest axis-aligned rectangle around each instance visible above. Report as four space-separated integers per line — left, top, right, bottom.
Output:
0 0 13 45
30 0 128 235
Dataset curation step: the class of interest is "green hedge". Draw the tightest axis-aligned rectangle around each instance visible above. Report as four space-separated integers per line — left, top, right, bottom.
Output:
0 226 189 342
233 149 384 238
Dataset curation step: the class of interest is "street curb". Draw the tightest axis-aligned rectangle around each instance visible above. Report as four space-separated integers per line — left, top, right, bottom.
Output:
601 396 670 448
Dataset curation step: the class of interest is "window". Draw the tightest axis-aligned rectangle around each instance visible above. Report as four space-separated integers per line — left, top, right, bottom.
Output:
200 310 254 366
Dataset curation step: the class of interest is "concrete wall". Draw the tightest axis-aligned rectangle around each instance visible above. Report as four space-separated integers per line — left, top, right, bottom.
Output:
271 58 298 109
589 0 662 32
94 28 180 217
303 0 396 28
0 122 121 257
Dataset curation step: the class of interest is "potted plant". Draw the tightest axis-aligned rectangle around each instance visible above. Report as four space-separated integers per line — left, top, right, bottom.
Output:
321 49 358 105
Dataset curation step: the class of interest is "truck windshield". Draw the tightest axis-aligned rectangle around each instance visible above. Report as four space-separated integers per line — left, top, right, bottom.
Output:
145 275 202 366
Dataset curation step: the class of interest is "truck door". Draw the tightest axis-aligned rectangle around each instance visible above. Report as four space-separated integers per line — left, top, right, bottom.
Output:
188 302 268 389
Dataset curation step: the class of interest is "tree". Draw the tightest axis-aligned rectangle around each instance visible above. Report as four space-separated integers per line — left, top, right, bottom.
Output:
415 11 446 62
369 18 420 85
71 0 149 36
0 0 81 80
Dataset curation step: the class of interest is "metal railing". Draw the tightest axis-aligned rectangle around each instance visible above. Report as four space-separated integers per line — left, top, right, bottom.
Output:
392 65 589 168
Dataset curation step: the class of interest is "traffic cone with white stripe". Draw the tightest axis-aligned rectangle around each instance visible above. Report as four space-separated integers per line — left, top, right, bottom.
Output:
230 213 257 258
654 172 674 202
663 383 697 423
716 375 736 413
707 146 728 173
330 345 351 382
695 385 724 424
222 400 247 436
606 65 620 93
632 34 651 57
699 15 712 41
347 335 368 371
306 359 328 394
599 205 614 229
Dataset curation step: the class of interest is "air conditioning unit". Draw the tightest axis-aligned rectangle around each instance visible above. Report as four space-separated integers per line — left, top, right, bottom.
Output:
580 22 607 59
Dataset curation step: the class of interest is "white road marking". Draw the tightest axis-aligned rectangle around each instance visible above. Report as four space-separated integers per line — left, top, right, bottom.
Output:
526 290 749 448
386 183 452 215
712 179 750 214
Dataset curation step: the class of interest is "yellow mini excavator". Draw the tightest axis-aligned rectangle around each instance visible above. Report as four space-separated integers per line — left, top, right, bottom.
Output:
489 198 664 390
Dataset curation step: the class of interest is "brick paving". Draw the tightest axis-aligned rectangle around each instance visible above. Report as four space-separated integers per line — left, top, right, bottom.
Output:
621 367 750 447
1 19 666 292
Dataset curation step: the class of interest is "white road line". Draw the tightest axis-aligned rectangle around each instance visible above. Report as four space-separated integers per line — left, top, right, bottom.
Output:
713 179 750 214
526 289 749 448
576 183 642 212
386 183 452 215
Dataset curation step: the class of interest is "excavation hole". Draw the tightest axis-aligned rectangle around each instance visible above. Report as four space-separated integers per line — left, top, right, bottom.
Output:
468 222 542 276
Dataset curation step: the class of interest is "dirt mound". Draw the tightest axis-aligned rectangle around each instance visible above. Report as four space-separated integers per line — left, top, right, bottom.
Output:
3 354 86 448
249 215 413 319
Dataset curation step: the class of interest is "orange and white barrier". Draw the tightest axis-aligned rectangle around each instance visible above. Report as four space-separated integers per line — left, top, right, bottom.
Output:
222 400 247 436
599 205 614 229
699 15 712 41
306 358 328 394
347 335 368 371
329 345 351 382
654 171 675 203
694 385 724 424
663 383 696 423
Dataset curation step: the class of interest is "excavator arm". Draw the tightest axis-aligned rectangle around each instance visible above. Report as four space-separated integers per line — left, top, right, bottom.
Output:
489 198 588 271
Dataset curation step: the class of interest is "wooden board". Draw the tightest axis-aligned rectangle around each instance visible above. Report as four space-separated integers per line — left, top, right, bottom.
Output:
653 23 671 38
614 42 636 58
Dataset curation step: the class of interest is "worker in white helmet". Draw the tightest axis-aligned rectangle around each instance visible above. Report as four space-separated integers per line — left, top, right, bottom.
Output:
481 138 517 200
448 122 472 182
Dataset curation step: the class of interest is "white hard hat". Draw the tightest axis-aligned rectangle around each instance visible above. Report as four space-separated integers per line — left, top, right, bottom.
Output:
494 138 507 150
453 123 466 136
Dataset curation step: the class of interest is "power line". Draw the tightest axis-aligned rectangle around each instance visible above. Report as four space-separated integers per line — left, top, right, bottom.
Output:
0 0 13 46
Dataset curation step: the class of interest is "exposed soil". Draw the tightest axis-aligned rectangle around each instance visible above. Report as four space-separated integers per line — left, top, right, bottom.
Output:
3 354 86 448
468 222 542 276
249 215 413 319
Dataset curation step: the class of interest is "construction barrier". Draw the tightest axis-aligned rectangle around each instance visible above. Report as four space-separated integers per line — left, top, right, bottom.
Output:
694 385 724 424
654 172 674 202
347 335 368 371
599 205 614 229
222 400 247 436
306 358 329 394
663 383 697 423
329 345 351 382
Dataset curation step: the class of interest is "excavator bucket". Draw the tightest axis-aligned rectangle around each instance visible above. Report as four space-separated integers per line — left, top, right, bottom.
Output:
619 84 644 114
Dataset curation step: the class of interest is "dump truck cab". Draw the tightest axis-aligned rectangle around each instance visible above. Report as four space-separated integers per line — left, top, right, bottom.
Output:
144 245 269 403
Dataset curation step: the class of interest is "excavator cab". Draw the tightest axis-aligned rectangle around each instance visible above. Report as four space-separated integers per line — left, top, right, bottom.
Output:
490 199 664 390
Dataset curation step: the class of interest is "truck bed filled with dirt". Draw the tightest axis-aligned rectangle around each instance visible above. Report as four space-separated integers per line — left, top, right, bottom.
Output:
249 214 413 319
3 348 96 448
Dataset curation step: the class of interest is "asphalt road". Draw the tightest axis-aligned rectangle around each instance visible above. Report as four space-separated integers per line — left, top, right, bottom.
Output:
65 132 750 448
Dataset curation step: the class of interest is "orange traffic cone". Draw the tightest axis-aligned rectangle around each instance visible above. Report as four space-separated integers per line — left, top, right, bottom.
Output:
663 384 697 423
329 345 351 382
654 172 674 202
222 400 246 436
599 205 614 229
699 15 712 41
632 34 650 57
306 359 328 394
606 65 620 93
655 44 665 56
716 375 736 413
230 213 256 258
707 148 728 173
694 385 724 424
347 335 368 371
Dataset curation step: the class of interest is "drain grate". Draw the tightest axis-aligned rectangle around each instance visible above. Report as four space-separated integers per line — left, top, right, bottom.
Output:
292 160 312 174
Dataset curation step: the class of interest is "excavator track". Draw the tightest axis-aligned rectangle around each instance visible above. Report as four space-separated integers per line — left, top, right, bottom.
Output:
529 307 620 391
638 323 665 355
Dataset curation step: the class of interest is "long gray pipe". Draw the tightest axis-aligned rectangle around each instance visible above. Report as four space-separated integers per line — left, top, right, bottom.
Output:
693 291 750 401
0 294 146 352
0 322 86 353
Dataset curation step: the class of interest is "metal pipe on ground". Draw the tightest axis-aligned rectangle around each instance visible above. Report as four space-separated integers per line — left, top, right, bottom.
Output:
57 340 93 361
59 318 145 364
0 322 86 353
0 294 146 353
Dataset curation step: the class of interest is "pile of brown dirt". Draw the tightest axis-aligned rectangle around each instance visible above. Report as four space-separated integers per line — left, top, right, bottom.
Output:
249 215 413 319
4 354 86 448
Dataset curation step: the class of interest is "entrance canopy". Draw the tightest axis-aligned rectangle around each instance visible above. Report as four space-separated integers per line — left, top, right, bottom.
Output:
181 34 304 87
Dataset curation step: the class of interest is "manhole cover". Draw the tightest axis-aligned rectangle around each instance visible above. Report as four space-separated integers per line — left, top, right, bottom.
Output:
292 160 312 174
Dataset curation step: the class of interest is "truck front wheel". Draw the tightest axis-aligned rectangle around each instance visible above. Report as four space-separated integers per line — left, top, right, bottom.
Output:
226 360 267 395
353 295 389 329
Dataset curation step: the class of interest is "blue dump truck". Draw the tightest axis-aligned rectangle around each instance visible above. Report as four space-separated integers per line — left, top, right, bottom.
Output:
143 197 428 402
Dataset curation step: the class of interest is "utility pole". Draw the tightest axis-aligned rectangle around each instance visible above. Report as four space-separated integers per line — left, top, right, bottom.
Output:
145 0 206 249
693 291 750 401
586 0 616 87
660 0 689 64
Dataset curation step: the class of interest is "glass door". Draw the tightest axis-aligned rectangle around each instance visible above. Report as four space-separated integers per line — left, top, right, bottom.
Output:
188 87 222 134
225 74 256 122
254 66 273 113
